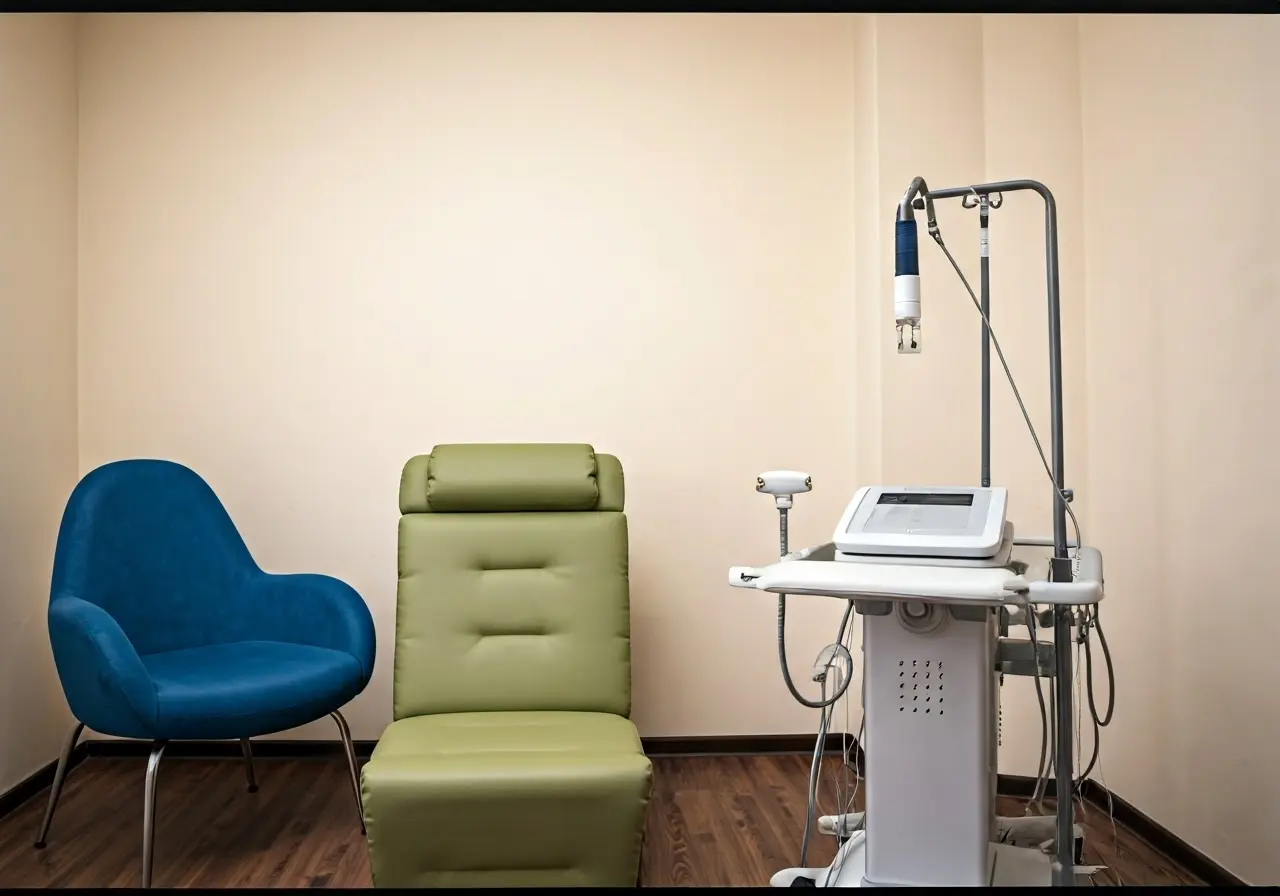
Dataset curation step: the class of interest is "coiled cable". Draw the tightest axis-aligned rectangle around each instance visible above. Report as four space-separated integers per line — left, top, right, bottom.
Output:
777 507 856 710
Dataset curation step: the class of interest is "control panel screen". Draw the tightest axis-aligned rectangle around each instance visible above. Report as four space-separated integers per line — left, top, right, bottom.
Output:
875 492 975 507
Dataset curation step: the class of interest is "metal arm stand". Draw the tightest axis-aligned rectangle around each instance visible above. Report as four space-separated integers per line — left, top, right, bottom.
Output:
917 180 1077 887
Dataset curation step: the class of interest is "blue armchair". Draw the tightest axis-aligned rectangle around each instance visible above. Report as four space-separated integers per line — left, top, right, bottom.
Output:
34 459 376 888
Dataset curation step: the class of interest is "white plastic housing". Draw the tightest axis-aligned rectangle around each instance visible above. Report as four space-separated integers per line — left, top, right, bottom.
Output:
894 274 921 324
756 470 812 497
833 486 1008 560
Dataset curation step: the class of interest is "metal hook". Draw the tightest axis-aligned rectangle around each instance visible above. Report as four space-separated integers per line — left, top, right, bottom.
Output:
960 188 1005 210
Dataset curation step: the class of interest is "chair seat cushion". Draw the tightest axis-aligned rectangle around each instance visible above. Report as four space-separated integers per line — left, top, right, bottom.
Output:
361 711 652 888
140 640 365 740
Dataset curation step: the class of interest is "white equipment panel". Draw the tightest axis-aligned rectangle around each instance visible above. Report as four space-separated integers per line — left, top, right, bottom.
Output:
863 609 994 886
833 486 1008 560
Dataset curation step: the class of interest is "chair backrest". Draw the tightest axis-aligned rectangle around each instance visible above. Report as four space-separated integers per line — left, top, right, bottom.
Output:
394 443 632 720
50 459 257 656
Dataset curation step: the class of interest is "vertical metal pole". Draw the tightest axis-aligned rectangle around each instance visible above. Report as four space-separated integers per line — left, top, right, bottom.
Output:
979 197 992 488
1040 187 1077 888
1041 195 1069 558
239 738 259 793
33 722 84 848
141 740 168 889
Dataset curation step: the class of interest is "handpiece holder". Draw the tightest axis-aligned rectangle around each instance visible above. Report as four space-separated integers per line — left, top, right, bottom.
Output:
756 470 811 556
894 177 937 355
756 469 811 507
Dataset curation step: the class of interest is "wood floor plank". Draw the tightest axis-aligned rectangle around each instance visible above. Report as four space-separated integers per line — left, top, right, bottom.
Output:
0 754 1198 888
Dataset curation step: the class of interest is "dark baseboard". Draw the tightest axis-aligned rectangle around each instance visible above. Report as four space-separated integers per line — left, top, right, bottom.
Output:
642 732 852 757
1 733 1245 887
994 772 1243 887
1079 780 1244 887
0 750 88 822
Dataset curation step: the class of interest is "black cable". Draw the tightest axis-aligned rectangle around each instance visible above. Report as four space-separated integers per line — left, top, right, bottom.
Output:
1086 609 1116 727
1027 611 1051 805
1073 607 1116 791
1074 705 1101 793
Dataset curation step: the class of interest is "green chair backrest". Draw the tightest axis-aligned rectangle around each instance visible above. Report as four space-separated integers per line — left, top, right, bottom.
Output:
394 443 632 720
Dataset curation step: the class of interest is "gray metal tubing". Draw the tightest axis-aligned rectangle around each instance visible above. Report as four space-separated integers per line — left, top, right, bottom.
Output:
1051 610 1075 886
1013 536 1080 548
927 179 1075 886
33 721 84 849
924 179 1068 549
800 680 830 866
240 738 259 793
331 710 366 834
898 176 937 229
142 741 168 889
38 722 363 888
979 197 992 488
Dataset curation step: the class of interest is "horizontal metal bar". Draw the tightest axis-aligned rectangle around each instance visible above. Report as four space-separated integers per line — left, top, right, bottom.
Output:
924 180 1051 201
1014 537 1081 549
997 637 1056 678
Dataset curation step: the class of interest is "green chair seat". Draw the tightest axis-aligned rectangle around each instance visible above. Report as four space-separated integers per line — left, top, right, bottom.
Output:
363 711 651 887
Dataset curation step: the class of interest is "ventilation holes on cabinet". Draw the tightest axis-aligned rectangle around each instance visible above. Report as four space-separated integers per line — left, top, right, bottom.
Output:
899 657 947 719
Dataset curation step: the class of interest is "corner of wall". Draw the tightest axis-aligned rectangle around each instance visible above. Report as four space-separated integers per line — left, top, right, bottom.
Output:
0 12 82 795
851 14 883 486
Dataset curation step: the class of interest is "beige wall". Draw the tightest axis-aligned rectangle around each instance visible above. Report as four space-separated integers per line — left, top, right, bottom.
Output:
17 10 1277 883
75 13 859 742
0 15 80 794
1079 14 1280 884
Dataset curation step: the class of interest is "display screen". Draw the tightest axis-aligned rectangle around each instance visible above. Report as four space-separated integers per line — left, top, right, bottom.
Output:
875 492 974 507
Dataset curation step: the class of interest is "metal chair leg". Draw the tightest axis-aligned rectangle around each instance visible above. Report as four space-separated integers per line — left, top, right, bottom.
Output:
330 710 365 834
141 741 168 889
33 721 85 849
239 738 258 793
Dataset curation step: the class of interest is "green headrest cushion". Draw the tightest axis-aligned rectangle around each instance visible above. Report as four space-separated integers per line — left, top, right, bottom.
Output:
399 443 625 514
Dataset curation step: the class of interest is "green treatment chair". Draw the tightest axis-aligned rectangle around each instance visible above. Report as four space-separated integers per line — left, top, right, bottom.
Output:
361 443 652 887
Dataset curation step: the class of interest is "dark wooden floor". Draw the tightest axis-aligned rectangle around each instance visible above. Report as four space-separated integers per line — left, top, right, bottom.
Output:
0 754 1199 887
